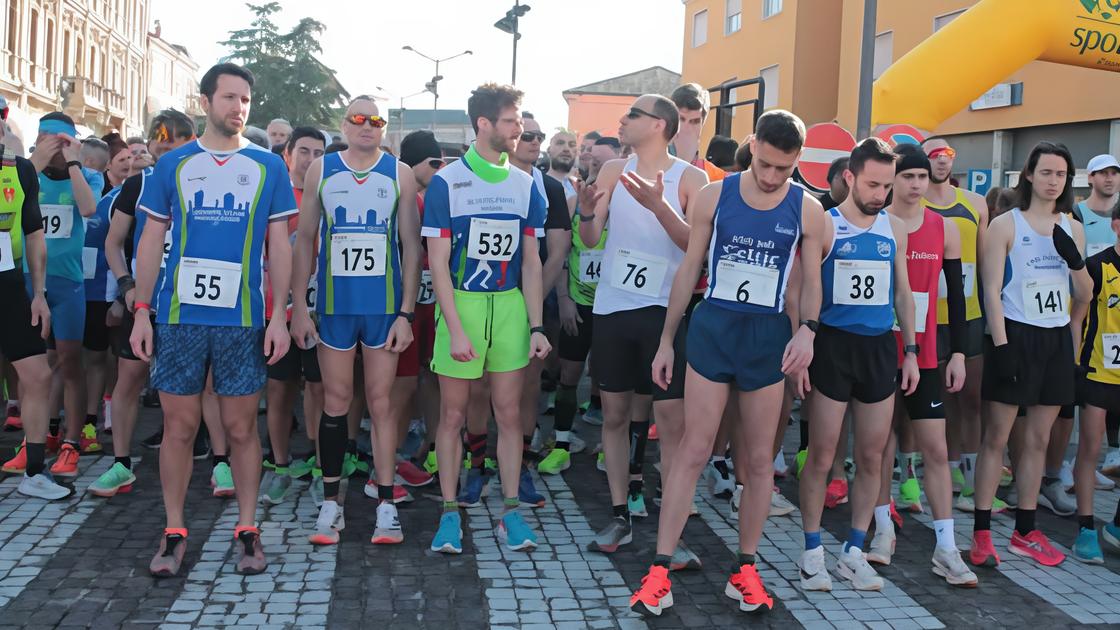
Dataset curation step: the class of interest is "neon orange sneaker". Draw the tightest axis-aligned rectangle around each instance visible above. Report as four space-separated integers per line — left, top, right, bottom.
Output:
630 565 673 617
725 563 774 613
824 478 849 509
647 424 659 441
50 444 79 478
2 441 27 474
969 530 1000 567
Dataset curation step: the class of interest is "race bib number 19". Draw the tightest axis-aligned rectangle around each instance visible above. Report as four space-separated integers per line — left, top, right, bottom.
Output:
40 204 74 239
177 258 241 308
468 218 519 262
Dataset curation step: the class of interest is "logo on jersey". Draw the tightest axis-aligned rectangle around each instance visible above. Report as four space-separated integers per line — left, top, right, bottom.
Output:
838 241 856 256
188 176 207 182
237 174 250 186
774 223 797 237
1109 295 1120 308
377 187 388 199
2 188 13 203
453 181 472 190
877 241 892 258
1022 236 1031 244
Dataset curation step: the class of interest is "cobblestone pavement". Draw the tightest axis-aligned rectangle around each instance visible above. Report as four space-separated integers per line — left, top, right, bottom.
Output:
2 404 1120 629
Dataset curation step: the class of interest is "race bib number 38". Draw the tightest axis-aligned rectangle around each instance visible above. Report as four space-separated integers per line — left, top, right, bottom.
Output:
833 260 890 306
468 218 519 262
610 249 668 297
711 259 779 307
40 204 74 239
177 258 241 308
331 233 387 277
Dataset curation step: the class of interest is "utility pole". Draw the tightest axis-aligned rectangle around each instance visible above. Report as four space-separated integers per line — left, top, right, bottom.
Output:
856 0 878 140
494 2 531 84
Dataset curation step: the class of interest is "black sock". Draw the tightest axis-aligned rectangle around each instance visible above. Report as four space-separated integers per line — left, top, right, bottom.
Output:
25 442 45 476
324 480 340 498
346 438 357 455
1042 475 1059 485
629 420 649 476
628 478 643 498
554 384 578 451
738 552 756 566
63 439 79 448
974 509 991 532
1079 514 1095 531
652 554 671 569
114 456 132 470
1107 411 1120 448
49 417 61 435
85 414 97 427
612 503 630 520
1015 508 1036 536
427 441 436 456
798 417 809 451
589 394 601 410
378 484 394 501
212 454 229 467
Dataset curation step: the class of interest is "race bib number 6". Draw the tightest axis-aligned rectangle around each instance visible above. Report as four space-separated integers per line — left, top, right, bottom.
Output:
833 260 890 306
177 258 241 308
610 249 668 297
711 259 779 307
468 218 519 262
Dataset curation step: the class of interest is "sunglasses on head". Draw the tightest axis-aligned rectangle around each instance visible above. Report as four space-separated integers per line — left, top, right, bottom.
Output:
427 158 445 170
520 131 545 143
148 123 169 143
927 146 956 160
626 107 661 121
346 114 387 128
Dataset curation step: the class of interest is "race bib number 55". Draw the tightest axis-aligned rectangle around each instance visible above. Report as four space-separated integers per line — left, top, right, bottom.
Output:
177 258 241 308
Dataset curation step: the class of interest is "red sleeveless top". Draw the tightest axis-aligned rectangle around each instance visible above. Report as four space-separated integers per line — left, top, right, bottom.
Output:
895 208 944 369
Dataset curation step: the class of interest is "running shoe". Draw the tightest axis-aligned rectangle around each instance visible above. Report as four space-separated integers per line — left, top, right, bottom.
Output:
457 469 488 507
529 427 545 454
773 448 789 478
824 478 848 509
725 563 774 613
211 462 235 498
141 428 163 449
3 410 21 431
1005 486 1018 509
341 451 361 478
149 529 187 577
537 448 571 475
518 468 546 507
932 547 978 587
497 510 537 551
795 448 808 479
951 467 966 494
259 471 291 505
235 527 266 575
968 530 1000 567
1000 466 1014 487
543 390 556 415
1101 523 1120 553
730 484 741 518
1009 530 1065 566
596 452 606 472
88 462 135 497
1059 461 1074 491
362 480 414 504
627 490 648 518
770 487 796 517
629 565 673 617
423 451 438 475
18 471 72 500
1073 527 1104 564
582 405 604 426
798 546 832 591
898 478 924 513
670 541 702 571
50 443 79 478
142 387 161 408
588 516 632 553
889 499 903 530
2 441 26 474
1095 470 1116 490
45 432 60 454
837 544 883 591
568 432 587 454
309 500 344 545
707 460 735 498
1038 479 1076 516
288 456 316 479
102 401 112 433
192 432 210 460
309 475 324 507
431 511 463 554
371 502 404 544
954 489 975 512
395 459 433 487
867 528 896 565
1102 450 1120 477
484 457 497 474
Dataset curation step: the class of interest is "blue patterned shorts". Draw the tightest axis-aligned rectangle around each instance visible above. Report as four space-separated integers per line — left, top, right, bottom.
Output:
151 324 266 397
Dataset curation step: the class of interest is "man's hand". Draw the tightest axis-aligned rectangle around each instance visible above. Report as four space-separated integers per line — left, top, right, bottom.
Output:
790 368 812 399
130 312 154 362
290 310 319 351
450 329 477 363
781 326 815 375
558 296 581 337
60 135 81 163
530 331 551 360
651 340 674 391
944 353 966 394
576 180 605 214
386 317 415 354
263 318 291 366
900 353 920 396
30 135 61 172
619 170 666 214
30 294 51 340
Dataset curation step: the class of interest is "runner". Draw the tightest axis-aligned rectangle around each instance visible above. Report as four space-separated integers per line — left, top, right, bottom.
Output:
421 83 550 554
921 138 990 513
130 63 297 576
266 118 293 148
867 144 977 586
798 137 920 592
669 83 726 182
28 113 100 477
970 141 1090 568
629 109 822 616
545 128 579 202
0 121 71 500
578 94 707 554
88 111 196 498
578 131 601 181
291 96 421 545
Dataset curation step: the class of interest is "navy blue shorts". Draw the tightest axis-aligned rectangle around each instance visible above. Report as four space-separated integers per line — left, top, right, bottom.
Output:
318 313 395 351
685 301 790 391
151 324 266 397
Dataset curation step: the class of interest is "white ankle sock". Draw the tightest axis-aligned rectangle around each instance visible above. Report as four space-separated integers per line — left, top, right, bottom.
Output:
874 504 892 533
934 518 956 550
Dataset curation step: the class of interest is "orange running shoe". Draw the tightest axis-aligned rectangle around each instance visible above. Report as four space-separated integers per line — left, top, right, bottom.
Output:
50 444 79 478
2 441 27 474
630 565 673 617
725 563 774 613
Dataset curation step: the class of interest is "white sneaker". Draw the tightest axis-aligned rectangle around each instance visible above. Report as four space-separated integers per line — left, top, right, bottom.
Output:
770 487 796 517
310 476 325 507
530 427 545 453
371 501 404 544
309 499 344 544
954 493 975 512
798 546 832 591
837 545 884 591
867 528 895 565
1059 460 1075 492
360 416 371 432
730 484 742 518
568 432 587 454
1095 469 1116 490
932 546 978 587
18 473 72 500
1038 479 1076 516
103 403 112 432
708 461 735 498
774 449 789 477
1102 450 1120 476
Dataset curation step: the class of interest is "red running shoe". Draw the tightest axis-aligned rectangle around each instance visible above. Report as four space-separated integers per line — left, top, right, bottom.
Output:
647 424 659 441
968 530 1000 567
630 565 673 617
725 563 774 613
1009 530 1065 567
395 460 433 487
824 478 849 509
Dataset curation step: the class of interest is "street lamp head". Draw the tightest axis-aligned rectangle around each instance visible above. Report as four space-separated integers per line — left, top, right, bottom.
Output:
465 50 474 55
402 45 413 51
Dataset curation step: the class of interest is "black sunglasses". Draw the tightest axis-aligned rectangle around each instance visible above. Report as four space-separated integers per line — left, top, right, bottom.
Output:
626 107 662 121
520 131 546 143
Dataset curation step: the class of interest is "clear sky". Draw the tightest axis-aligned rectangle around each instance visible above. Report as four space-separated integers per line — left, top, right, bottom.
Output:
151 0 684 133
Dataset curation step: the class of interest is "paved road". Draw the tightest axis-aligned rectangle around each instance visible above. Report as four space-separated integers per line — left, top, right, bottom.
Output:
1 399 1119 629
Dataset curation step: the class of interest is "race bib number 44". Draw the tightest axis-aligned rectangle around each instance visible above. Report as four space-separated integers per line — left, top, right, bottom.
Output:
578 250 603 284
330 233 387 277
833 260 890 306
468 218 519 262
610 249 668 297
40 204 74 239
711 259 779 307
177 258 241 309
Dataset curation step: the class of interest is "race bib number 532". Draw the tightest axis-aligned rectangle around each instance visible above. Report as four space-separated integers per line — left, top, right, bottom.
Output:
468 218 519 262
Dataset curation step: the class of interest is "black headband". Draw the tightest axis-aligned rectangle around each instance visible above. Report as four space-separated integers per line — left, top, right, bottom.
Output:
896 147 931 175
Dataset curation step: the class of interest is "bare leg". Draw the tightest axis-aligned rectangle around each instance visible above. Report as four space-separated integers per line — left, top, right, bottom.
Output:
265 378 298 466
159 393 203 529
219 393 265 527
1074 406 1106 518
436 376 471 501
362 346 400 490
110 358 148 458
490 369 527 500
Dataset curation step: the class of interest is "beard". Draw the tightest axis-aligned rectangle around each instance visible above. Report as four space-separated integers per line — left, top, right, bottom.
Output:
852 191 884 216
929 171 949 185
551 156 574 171
488 133 514 155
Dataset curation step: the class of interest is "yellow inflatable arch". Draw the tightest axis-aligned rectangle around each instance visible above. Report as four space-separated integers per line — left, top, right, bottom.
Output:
873 0 1120 130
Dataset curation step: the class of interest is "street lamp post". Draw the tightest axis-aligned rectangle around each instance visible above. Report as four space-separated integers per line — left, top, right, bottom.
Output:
494 2 531 85
402 46 473 132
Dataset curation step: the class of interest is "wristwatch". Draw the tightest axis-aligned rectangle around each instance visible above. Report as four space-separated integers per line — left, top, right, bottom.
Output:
396 310 415 323
66 160 82 170
530 326 547 335
904 344 920 356
799 319 819 333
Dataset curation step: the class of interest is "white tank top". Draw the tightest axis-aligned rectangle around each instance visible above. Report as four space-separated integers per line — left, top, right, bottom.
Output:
1001 208 1073 328
593 156 689 315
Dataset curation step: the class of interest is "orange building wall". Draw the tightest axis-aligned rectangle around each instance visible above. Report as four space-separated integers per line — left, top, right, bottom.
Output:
564 93 635 141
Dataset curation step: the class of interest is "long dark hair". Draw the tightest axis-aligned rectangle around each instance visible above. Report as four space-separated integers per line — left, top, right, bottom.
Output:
1013 141 1075 214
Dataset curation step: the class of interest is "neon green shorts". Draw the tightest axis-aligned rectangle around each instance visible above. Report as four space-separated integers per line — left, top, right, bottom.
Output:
431 288 530 379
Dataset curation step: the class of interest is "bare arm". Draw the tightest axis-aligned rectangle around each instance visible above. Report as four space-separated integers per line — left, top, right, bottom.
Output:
396 163 422 310
521 234 545 329
105 212 133 282
981 215 1013 345
133 216 170 308
70 164 97 218
797 193 825 323
660 183 719 344
24 231 47 297
266 220 292 322
891 216 916 346
579 160 622 247
290 159 323 322
428 237 464 337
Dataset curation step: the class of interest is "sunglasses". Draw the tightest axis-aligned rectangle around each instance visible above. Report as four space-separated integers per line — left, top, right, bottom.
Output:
927 146 956 160
520 131 545 143
427 158 445 170
626 107 662 121
346 114 387 128
148 123 169 143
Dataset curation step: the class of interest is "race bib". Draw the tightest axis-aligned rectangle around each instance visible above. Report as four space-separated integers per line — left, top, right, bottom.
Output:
937 262 976 299
0 232 13 272
306 276 318 310
176 258 241 309
711 259 779 308
610 249 668 298
578 250 603 284
833 260 890 306
1103 333 1120 370
893 291 929 334
468 218 519 262
1088 242 1110 257
330 232 386 277
132 231 177 274
82 247 98 280
1022 278 1067 322
418 269 436 305
41 204 74 239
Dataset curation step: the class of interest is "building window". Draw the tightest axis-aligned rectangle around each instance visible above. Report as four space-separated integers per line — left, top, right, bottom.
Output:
63 31 70 74
873 31 892 79
6 0 17 54
45 19 54 71
692 9 708 47
28 9 37 65
762 0 782 19
725 0 741 34
760 64 779 109
933 9 966 31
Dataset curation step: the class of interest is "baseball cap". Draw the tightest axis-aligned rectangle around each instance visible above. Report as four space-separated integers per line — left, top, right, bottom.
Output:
1088 154 1120 175
400 130 442 168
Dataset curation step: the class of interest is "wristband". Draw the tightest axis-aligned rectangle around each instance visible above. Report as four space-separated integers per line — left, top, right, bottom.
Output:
578 213 596 222
134 301 152 312
396 310 415 323
799 319 819 333
530 326 546 335
66 160 82 170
